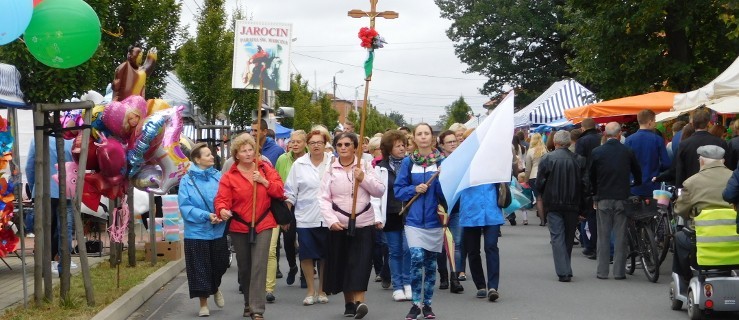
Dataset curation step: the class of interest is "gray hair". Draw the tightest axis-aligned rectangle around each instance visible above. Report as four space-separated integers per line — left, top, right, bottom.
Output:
553 130 571 147
699 156 723 166
604 122 621 138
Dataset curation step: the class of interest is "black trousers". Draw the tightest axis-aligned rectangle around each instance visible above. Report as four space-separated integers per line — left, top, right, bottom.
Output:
673 229 697 283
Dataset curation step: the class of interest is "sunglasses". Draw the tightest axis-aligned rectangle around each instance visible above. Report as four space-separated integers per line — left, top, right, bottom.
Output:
336 142 354 148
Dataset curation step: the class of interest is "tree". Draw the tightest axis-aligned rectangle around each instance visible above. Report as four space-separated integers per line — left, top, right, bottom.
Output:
176 0 232 122
224 6 258 131
437 96 471 129
387 110 407 127
277 74 316 131
564 0 739 99
0 0 181 103
435 0 573 108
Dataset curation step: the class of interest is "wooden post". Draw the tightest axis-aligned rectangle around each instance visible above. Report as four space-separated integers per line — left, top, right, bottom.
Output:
32 107 45 303
251 78 264 239
54 111 71 300
41 113 53 301
72 105 95 306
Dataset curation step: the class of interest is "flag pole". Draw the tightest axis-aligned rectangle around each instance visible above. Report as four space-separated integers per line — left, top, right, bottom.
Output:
251 75 264 242
348 77 371 236
398 171 440 215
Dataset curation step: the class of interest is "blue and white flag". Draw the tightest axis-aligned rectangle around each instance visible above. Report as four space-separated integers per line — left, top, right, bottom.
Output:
440 91 515 207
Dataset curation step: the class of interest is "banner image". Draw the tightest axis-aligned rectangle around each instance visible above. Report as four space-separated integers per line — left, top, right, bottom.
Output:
232 21 292 91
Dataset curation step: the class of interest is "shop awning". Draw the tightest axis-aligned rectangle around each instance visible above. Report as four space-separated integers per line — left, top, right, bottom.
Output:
564 91 677 123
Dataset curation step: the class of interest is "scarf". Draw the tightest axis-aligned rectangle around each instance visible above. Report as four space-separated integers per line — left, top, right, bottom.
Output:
389 155 404 173
410 149 444 168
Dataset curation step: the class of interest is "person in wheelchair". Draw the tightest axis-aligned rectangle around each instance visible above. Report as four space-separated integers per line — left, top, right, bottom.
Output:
673 145 733 283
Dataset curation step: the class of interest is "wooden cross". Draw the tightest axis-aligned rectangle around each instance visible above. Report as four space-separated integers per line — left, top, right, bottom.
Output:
348 0 399 29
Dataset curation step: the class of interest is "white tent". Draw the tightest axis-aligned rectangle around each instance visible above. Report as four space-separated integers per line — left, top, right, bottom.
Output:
513 79 596 128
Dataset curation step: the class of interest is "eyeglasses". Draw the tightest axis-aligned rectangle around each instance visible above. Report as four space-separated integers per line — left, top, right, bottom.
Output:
336 142 354 148
444 140 458 145
308 141 325 146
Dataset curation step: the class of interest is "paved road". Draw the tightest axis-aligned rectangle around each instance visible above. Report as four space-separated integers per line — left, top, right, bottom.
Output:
128 223 735 320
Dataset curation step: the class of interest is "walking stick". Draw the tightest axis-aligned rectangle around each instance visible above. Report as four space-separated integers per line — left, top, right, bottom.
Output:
250 76 264 243
348 80 371 236
398 171 440 216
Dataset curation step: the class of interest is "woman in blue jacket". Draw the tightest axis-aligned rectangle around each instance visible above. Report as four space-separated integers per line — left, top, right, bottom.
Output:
178 143 229 317
394 123 446 320
460 183 504 302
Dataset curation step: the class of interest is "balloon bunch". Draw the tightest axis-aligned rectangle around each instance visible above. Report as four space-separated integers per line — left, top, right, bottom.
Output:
65 96 189 210
0 0 101 69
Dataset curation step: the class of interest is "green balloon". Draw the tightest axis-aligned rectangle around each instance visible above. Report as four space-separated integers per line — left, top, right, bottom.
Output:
24 0 101 69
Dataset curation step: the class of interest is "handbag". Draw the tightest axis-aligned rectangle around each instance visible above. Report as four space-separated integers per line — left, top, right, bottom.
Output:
270 197 293 225
498 182 512 208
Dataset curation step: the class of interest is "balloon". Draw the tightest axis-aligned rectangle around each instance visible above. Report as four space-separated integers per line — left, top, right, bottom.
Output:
95 133 126 181
102 95 147 140
72 131 100 171
51 161 78 196
179 134 196 158
34 0 43 7
24 0 101 68
146 99 171 116
127 105 183 177
0 0 33 46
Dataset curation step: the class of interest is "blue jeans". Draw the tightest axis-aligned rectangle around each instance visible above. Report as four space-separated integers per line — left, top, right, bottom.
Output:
448 211 466 273
51 199 75 258
24 207 34 234
385 230 411 290
464 225 500 290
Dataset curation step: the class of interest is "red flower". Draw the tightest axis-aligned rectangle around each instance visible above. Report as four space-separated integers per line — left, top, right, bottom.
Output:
358 27 380 49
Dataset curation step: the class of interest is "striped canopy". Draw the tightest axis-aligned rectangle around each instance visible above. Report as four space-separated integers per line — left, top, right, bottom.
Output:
514 79 596 128
0 63 27 108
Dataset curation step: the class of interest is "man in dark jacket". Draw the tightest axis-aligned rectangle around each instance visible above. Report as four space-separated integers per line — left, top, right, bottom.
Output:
575 118 601 259
589 122 642 280
675 108 728 188
725 119 739 171
536 130 588 282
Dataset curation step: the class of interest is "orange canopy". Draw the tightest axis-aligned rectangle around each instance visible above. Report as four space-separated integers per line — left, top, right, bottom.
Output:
564 91 677 123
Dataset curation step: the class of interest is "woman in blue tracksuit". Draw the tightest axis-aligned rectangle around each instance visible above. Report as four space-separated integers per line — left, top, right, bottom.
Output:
178 143 229 317
395 123 446 320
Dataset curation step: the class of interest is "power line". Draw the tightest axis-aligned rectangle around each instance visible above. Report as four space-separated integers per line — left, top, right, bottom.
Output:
293 52 488 81
297 47 452 53
293 40 454 48
336 83 490 98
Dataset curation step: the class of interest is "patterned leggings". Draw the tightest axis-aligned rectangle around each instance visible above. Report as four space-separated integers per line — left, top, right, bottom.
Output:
410 247 438 306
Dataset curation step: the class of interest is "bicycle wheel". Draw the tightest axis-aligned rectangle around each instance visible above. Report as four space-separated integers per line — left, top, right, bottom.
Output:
638 225 660 283
657 215 671 266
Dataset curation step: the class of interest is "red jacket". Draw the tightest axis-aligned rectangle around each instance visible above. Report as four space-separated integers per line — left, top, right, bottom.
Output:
215 161 284 234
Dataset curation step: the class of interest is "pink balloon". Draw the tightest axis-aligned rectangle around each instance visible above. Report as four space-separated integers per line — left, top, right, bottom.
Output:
102 95 147 140
52 161 79 196
34 0 43 7
95 133 126 181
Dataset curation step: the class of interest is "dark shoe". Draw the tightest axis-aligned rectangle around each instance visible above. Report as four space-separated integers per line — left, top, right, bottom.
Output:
587 255 597 260
558 276 571 282
381 277 391 289
508 218 517 226
539 222 546 226
487 288 499 302
266 292 275 303
354 302 368 319
286 266 298 285
422 304 436 319
243 307 251 317
449 273 464 294
476 289 487 298
300 276 308 289
573 239 580 245
614 276 626 280
458 273 466 281
596 275 608 280
438 273 449 290
375 275 382 282
344 302 357 317
276 269 283 279
405 305 421 320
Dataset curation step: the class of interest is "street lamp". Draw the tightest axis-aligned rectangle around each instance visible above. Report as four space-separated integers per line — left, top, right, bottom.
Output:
332 69 344 100
354 84 364 113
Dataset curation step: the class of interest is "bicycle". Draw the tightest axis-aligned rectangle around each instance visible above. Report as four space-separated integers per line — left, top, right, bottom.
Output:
625 197 661 283
653 184 677 266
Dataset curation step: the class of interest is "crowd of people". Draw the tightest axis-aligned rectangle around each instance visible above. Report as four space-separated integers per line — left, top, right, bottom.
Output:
172 107 739 319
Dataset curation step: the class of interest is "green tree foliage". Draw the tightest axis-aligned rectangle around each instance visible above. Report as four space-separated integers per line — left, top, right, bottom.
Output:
345 106 396 137
0 0 181 102
223 7 259 131
721 2 739 39
176 0 232 122
564 0 739 99
277 74 315 131
437 96 471 129
387 110 407 127
435 0 573 108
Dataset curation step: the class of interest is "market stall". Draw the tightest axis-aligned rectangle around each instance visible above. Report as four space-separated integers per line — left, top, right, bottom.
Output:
514 79 596 128
564 91 677 123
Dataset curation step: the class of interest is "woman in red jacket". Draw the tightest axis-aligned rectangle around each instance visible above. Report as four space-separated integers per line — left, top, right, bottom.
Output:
215 134 284 320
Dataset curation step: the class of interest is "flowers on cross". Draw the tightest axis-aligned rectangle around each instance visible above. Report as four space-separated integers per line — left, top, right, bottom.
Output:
358 27 386 50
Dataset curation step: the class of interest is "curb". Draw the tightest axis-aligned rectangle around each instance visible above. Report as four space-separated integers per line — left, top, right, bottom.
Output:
91 259 185 320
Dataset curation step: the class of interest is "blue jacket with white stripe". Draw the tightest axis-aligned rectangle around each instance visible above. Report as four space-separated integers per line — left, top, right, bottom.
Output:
394 157 446 229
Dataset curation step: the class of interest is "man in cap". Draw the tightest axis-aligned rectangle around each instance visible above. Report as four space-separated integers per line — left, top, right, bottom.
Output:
673 145 733 282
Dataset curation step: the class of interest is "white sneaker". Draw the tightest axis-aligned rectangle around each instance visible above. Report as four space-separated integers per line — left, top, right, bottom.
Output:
403 284 412 300
392 289 406 302
51 261 59 275
70 261 78 269
27 232 35 238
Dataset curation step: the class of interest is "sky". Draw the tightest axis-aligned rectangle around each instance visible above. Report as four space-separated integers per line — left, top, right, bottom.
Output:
180 0 492 126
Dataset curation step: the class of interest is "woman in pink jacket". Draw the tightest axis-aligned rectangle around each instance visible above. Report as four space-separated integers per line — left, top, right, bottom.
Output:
320 132 385 319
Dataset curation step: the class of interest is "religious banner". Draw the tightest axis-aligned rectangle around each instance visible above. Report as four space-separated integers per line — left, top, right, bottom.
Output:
232 20 292 91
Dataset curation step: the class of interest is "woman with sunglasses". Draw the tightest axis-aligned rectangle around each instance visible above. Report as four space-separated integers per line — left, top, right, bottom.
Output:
395 123 446 320
320 132 385 319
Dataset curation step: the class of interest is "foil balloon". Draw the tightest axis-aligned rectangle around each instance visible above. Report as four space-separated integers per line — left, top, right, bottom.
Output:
51 161 78 196
61 110 83 140
72 131 100 171
95 133 126 181
127 105 184 177
179 134 196 159
102 95 147 140
146 99 171 116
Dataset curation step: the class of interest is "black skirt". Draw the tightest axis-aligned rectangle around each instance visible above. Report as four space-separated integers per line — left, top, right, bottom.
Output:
322 226 374 294
184 236 230 298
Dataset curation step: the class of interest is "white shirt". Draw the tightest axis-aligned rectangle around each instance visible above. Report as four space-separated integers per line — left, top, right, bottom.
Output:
284 152 333 228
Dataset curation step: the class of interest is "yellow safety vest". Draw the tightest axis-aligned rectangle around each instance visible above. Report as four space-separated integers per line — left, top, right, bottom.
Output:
694 208 739 267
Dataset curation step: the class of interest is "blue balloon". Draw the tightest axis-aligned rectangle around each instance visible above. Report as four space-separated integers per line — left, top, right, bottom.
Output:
0 0 34 45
